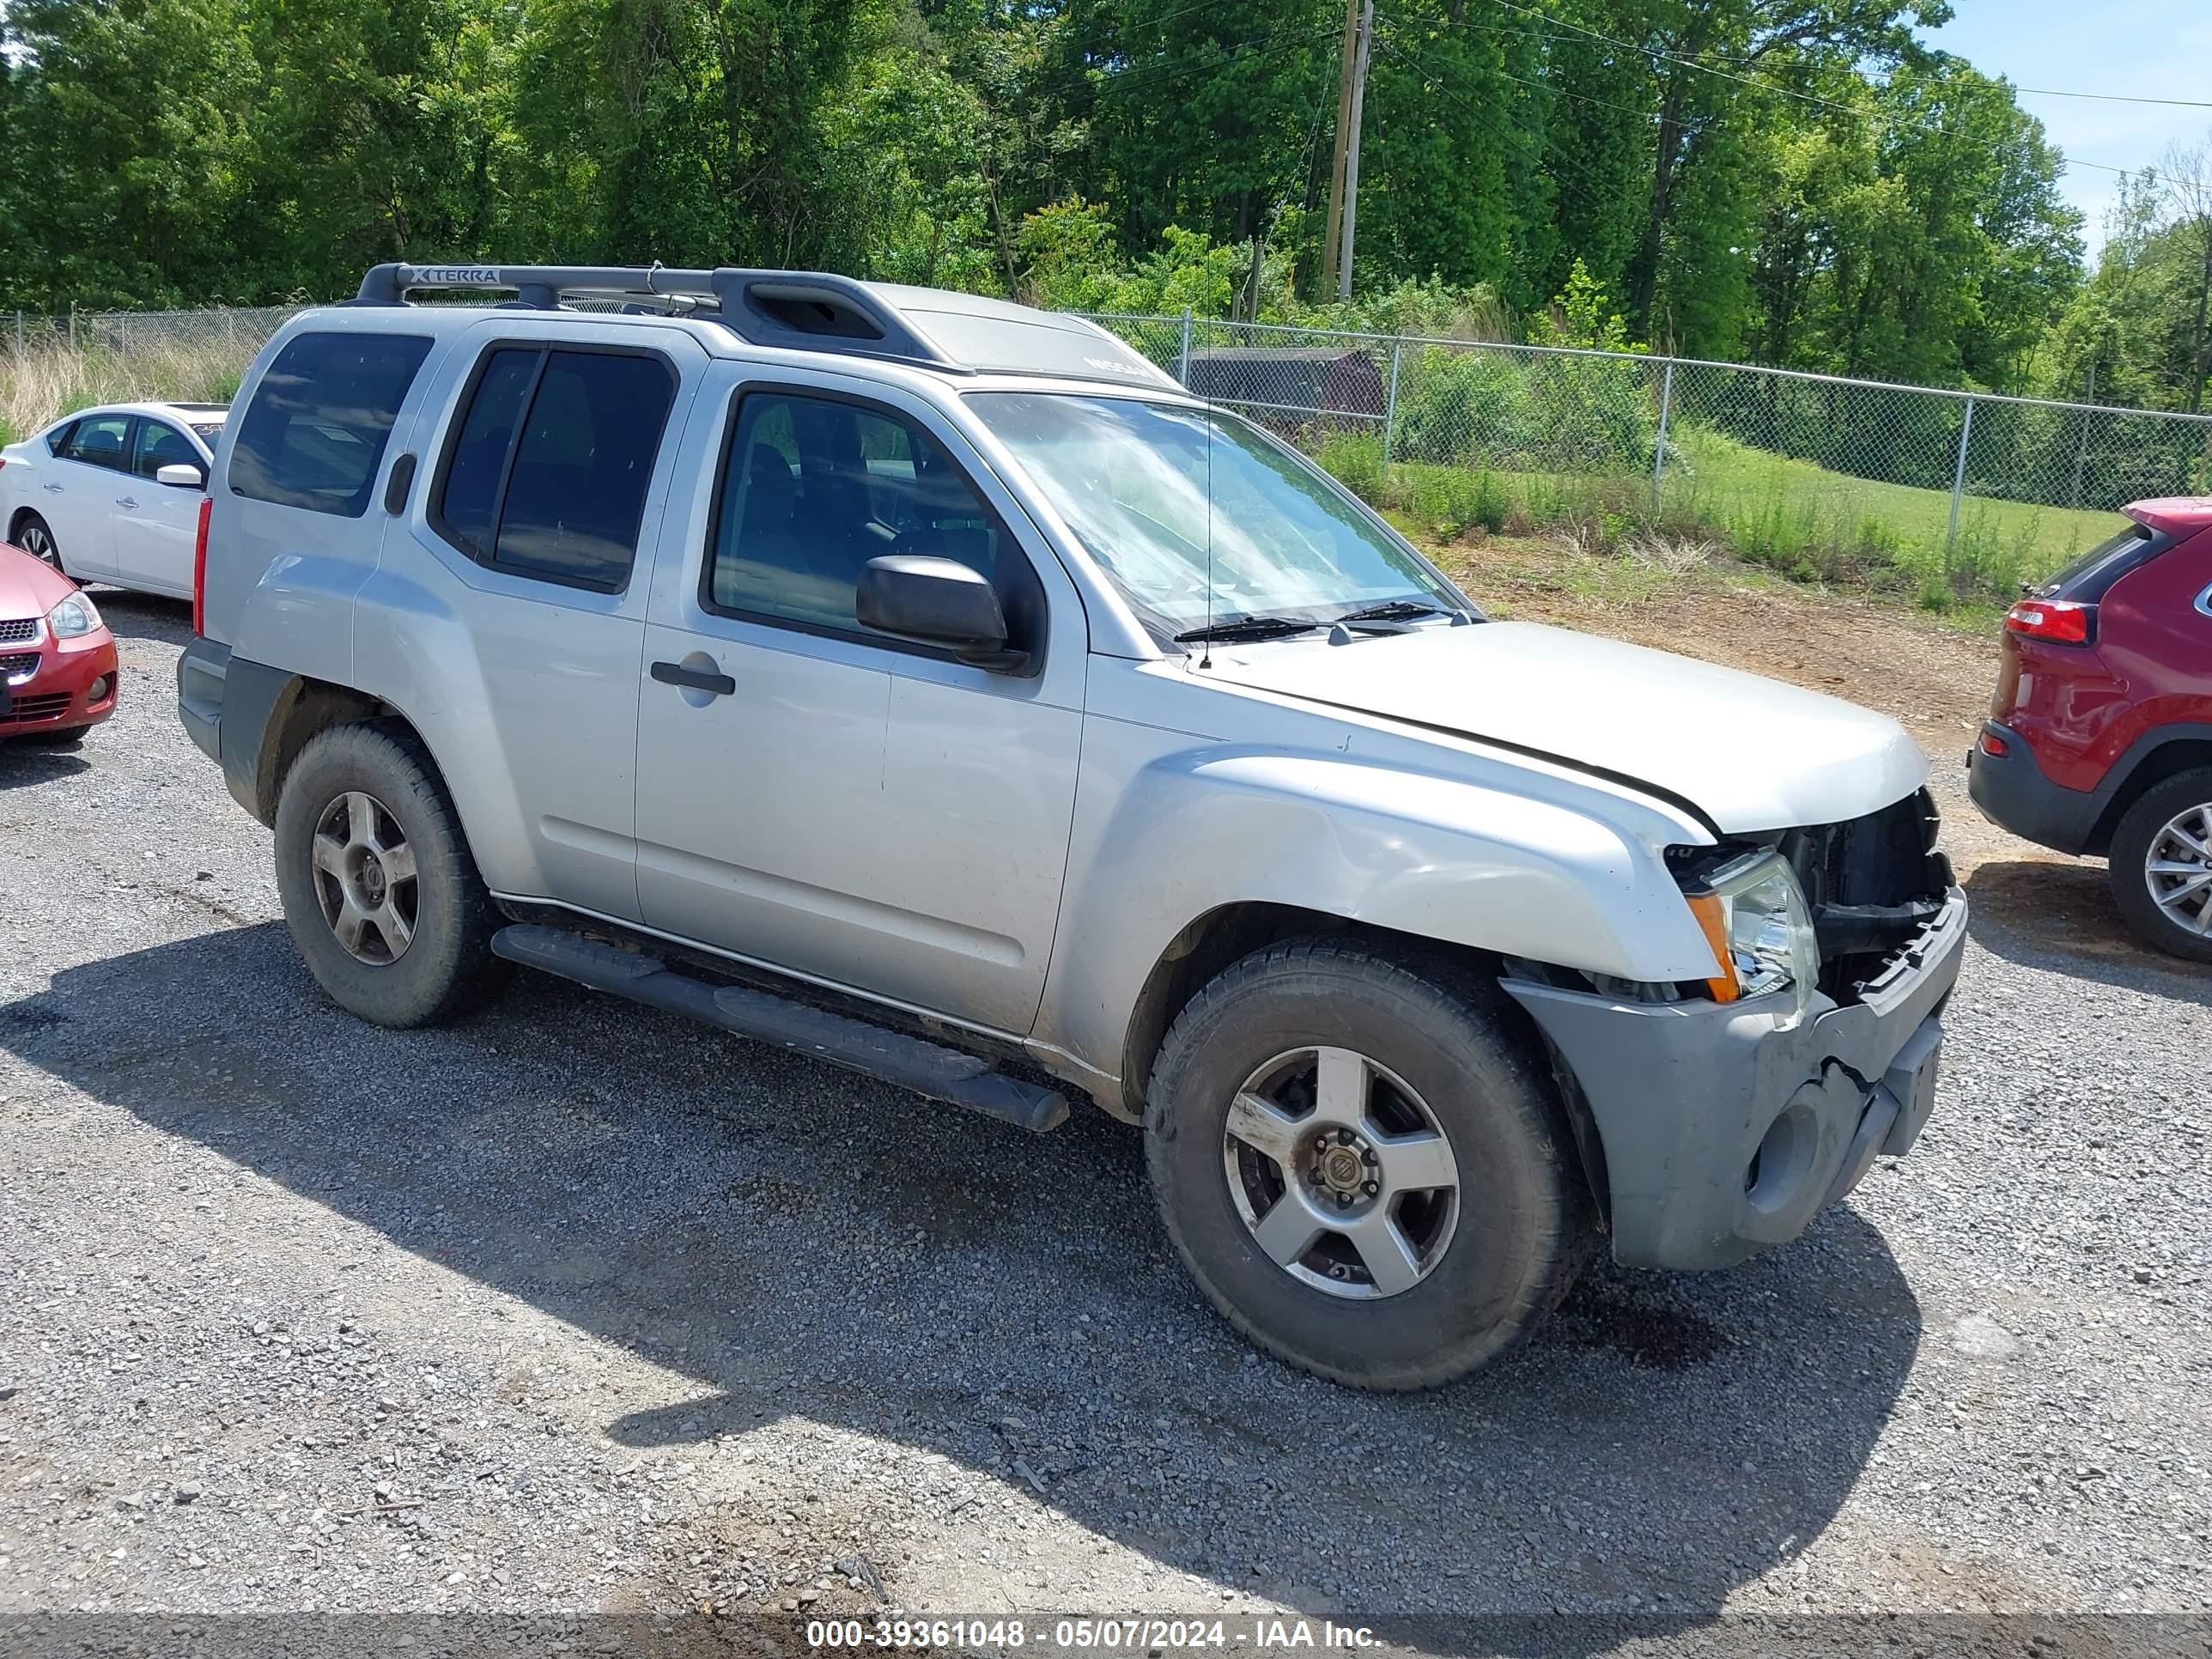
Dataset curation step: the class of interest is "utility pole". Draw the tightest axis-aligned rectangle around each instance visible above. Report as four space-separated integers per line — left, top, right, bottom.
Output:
1336 0 1374 301
1318 0 1365 298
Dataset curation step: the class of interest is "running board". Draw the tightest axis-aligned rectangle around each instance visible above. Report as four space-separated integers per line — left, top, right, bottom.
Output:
489 924 1068 1133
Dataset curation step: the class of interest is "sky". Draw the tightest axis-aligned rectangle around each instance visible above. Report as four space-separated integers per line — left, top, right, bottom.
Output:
1924 0 2212 252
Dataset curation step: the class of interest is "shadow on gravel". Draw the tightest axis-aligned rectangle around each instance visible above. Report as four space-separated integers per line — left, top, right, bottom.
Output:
0 744 90 788
1966 860 2211 1002
81 587 191 643
5 921 1923 1647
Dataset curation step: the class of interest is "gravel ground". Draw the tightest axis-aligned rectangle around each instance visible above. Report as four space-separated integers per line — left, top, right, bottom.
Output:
2 589 2209 1642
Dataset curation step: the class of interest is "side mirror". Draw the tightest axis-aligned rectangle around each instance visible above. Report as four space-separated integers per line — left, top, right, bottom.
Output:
856 556 1024 670
155 462 206 490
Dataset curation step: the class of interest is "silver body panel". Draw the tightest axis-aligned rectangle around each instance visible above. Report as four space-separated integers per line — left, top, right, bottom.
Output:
198 301 1936 1107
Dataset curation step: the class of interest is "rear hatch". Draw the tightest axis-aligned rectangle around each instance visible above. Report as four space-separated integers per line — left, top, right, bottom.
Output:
1998 516 2177 673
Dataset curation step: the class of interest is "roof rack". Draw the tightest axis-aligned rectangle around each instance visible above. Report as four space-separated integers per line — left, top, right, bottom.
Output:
350 263 1184 391
352 263 963 372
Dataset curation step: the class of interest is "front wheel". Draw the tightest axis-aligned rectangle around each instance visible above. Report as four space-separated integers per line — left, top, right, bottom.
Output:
2108 769 2212 963
1145 938 1583 1389
273 722 507 1026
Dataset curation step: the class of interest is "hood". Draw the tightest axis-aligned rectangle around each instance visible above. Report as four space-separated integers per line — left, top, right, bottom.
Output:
0 541 81 621
1204 619 1927 836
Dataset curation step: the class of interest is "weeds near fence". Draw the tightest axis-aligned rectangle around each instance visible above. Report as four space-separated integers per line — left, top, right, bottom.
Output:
1314 422 2126 605
2 330 264 447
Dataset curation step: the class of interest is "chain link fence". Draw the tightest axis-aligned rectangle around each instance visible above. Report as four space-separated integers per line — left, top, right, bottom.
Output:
1083 311 2212 599
3 306 301 447
11 298 2210 599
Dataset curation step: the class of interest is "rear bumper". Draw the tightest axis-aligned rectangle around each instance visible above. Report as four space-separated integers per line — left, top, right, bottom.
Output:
177 635 228 763
1966 722 2106 856
178 641 299 824
1503 887 1967 1272
3 630 118 735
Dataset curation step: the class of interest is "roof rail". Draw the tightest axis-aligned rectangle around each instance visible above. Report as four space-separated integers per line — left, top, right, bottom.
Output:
354 263 963 370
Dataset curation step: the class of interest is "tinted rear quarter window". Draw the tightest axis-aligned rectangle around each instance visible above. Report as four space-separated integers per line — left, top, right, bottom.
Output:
58 414 131 470
230 331 433 517
432 345 676 592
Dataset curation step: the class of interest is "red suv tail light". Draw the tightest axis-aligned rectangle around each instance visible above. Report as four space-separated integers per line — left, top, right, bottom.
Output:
191 495 213 636
2004 599 2094 645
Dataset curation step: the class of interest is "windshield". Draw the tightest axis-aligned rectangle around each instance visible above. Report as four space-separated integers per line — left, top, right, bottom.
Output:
966 392 1463 642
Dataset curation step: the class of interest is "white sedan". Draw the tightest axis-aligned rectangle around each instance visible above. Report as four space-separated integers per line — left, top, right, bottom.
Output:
0 401 227 600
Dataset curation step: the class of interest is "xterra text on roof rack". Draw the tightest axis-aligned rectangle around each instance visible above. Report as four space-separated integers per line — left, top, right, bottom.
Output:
176 264 1966 1388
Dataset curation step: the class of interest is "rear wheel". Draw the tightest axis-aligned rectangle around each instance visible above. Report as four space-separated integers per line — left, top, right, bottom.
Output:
13 513 60 573
2109 768 2212 963
273 722 507 1025
1145 938 1583 1389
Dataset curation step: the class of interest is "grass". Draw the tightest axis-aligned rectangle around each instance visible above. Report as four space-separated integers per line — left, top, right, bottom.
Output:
1 333 259 448
1316 422 2130 607
1659 425 2126 601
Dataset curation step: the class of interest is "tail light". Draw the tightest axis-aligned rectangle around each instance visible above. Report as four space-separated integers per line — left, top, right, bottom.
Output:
191 495 213 636
2004 599 2093 645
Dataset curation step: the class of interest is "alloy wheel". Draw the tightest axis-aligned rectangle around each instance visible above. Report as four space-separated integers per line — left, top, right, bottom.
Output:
1221 1045 1460 1300
19 521 58 570
2145 802 2212 937
310 791 419 964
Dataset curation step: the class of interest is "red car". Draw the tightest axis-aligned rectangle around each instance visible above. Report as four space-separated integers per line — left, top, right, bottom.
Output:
1967 495 2212 960
0 537 119 745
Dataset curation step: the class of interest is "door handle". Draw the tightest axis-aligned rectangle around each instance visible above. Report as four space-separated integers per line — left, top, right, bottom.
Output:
42 483 62 493
651 660 736 697
116 497 138 510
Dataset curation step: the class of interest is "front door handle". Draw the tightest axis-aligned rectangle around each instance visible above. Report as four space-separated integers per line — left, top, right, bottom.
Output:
116 497 138 510
651 660 736 697
42 482 62 493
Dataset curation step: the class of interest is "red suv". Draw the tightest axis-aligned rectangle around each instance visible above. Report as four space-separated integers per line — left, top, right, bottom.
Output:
1967 496 2212 960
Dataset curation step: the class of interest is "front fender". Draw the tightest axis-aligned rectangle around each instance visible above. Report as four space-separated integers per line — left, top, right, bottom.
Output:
1032 719 1725 1088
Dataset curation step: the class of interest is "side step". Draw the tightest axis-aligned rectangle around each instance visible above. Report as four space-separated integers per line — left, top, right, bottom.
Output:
489 924 1069 1133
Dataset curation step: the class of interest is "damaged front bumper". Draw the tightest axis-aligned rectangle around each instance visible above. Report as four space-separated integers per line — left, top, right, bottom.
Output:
1502 887 1967 1272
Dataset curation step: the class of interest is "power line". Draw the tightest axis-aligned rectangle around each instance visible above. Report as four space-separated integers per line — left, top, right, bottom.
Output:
1373 34 1632 216
1091 25 1339 96
2014 86 2212 111
1468 0 2145 179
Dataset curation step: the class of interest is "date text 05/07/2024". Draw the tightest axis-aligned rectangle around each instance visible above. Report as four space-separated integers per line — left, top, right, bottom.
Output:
804 1618 1383 1650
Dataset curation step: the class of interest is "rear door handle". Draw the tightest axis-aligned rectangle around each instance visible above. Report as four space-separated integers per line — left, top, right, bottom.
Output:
116 497 138 510
651 660 736 697
42 483 62 493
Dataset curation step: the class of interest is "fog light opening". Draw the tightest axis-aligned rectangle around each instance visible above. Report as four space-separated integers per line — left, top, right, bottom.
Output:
1745 1103 1820 1216
88 675 112 703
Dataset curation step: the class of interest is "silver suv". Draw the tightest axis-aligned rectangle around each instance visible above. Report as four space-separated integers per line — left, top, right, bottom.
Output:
177 263 1966 1389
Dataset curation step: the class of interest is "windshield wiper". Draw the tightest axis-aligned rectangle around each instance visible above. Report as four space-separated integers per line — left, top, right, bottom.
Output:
1339 599 1450 624
1173 616 1322 644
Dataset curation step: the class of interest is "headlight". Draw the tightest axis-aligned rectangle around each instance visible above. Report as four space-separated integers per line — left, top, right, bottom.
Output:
1683 850 1820 1024
46 592 101 639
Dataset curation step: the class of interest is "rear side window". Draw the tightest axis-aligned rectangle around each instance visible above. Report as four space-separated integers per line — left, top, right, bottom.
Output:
229 331 433 518
56 414 131 471
431 345 676 592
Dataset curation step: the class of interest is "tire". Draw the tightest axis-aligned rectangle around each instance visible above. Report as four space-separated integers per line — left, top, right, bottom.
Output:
13 513 62 573
1145 937 1583 1390
272 721 507 1026
2107 767 2212 964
